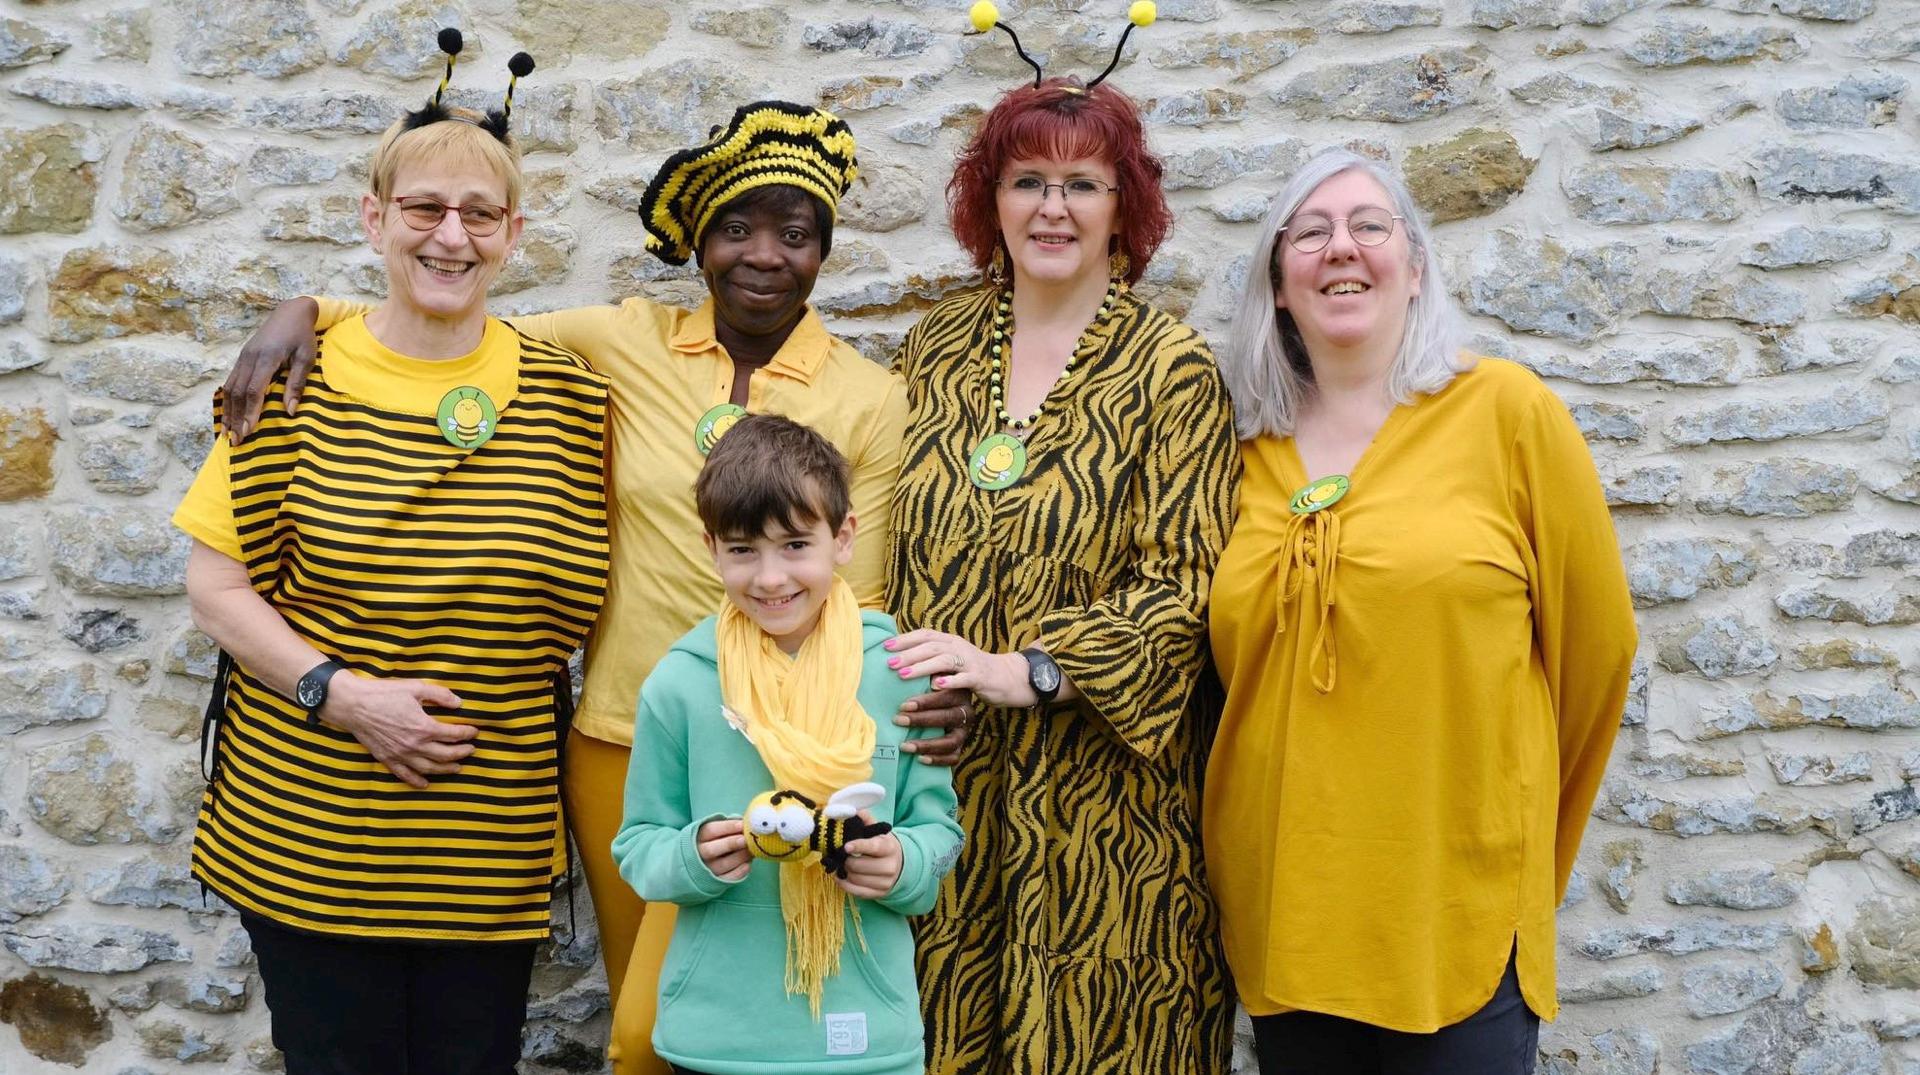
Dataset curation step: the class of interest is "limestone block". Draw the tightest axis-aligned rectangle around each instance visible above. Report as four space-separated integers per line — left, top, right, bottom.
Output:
1569 400 1645 442
1162 139 1307 191
1 923 188 972
1578 916 1788 959
1275 47 1492 122
492 221 576 295
1564 164 1742 223
1850 897 1920 988
1668 864 1803 909
803 18 934 57
1778 72 1907 128
1742 225 1890 268
1706 685 1920 735
1687 1001 1881 1075
1141 89 1247 127
1623 537 1758 606
334 0 468 78
0 405 56 502
1657 614 1779 676
262 193 368 246
1646 267 1804 326
1684 960 1785 1017
86 856 199 911
690 6 788 49
819 75 927 114
1852 784 1918 833
62 609 144 654
1788 639 1898 669
0 123 107 235
173 0 322 78
154 414 216 469
1510 73 1706 150
166 628 219 682
1598 840 1642 912
1403 128 1534 223
1768 752 1873 786
49 508 188 596
841 162 928 233
0 663 110 734
89 9 150 61
1595 786 1835 836
0 846 70 923
1465 229 1639 342
245 91 405 135
112 123 242 231
1751 145 1920 214
247 145 340 187
137 1018 230 1064
815 265 976 319
1559 966 1663 1003
1842 254 1920 323
1527 337 1739 386
47 246 307 344
161 974 250 1015
597 63 764 151
1538 1027 1660 1075
0 974 112 1067
1695 459 1857 518
1849 21 1920 59
1759 328 1879 374
59 345 219 406
214 927 254 969
1629 749 1745 780
1774 586 1920 626
77 428 174 495
1148 29 1313 78
1667 388 1887 446
1625 20 1809 66
0 17 69 69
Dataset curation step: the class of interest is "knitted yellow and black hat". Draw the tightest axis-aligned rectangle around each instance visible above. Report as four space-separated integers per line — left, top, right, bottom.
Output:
638 101 859 266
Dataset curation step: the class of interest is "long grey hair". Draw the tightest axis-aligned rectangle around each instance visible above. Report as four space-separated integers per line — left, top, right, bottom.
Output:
1221 149 1466 440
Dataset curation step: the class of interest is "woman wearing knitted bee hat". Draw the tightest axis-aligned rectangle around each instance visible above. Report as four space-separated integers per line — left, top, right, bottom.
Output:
174 33 610 1074
879 4 1238 1072
217 92 963 1075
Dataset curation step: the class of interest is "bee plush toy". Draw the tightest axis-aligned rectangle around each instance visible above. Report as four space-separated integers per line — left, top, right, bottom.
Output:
743 782 892 878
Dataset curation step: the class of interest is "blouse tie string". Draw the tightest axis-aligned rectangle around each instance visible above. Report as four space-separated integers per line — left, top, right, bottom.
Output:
1274 507 1340 693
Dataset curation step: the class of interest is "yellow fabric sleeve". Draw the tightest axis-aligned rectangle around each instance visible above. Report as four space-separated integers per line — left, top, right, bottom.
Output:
847 375 908 609
1511 390 1639 900
497 306 623 369
312 297 372 330
171 437 242 560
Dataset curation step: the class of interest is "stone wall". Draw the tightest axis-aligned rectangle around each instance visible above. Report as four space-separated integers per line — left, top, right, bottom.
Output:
1 0 1916 1070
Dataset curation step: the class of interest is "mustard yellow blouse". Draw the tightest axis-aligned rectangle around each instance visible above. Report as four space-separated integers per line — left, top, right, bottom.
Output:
1204 356 1637 1032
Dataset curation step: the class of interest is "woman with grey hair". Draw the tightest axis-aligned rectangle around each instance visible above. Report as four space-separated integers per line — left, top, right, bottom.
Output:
1201 149 1637 1074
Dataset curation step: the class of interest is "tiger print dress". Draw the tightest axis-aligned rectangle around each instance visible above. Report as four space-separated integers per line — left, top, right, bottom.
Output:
888 285 1239 1075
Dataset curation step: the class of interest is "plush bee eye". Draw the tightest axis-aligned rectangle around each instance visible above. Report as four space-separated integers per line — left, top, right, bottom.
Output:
747 805 779 835
775 806 815 843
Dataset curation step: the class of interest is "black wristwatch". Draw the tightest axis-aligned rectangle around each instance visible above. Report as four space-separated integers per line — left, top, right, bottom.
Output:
294 660 345 726
1019 648 1062 705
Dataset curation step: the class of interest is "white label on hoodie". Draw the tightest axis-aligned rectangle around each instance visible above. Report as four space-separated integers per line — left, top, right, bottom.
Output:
824 1012 868 1056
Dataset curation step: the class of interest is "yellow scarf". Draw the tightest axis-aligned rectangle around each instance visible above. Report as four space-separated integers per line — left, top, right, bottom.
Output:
717 575 874 1015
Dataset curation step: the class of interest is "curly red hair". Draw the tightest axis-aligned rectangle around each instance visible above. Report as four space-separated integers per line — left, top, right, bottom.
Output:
947 78 1171 286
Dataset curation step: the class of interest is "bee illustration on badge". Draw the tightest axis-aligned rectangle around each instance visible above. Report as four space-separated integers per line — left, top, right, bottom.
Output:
695 403 748 456
743 781 892 878
968 432 1027 491
435 386 498 449
1289 474 1350 515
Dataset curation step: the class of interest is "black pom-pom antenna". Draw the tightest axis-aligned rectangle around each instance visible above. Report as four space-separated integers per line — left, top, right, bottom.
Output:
402 28 537 144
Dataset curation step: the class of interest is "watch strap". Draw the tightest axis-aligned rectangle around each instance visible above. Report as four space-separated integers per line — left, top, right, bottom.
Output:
297 660 345 726
1019 647 1061 704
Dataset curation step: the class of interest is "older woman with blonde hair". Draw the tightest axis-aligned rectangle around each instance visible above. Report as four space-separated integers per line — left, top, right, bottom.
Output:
1203 148 1637 1074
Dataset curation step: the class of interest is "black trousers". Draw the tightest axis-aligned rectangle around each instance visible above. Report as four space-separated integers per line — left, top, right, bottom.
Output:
1252 951 1540 1075
243 913 538 1075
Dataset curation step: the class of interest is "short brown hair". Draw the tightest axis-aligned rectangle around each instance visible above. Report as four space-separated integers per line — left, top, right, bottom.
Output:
695 415 851 538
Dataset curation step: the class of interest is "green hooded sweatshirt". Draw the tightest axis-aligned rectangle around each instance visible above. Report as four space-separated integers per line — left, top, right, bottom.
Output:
613 611 963 1075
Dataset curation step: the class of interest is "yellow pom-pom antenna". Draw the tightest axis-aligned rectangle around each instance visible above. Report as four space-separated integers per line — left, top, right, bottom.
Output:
1129 1 1157 26
969 0 1000 32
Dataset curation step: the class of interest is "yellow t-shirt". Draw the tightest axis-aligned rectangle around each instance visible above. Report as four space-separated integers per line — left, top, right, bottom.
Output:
174 315 523 558
1204 357 1638 1032
314 296 908 746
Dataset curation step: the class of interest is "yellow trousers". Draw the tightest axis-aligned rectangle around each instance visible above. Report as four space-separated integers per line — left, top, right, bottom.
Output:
564 729 676 1075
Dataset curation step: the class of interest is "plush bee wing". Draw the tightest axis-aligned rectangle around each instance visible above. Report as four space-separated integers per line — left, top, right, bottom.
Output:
822 781 886 820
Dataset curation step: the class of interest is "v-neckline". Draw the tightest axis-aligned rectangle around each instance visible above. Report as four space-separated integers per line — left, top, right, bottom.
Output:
1277 401 1414 495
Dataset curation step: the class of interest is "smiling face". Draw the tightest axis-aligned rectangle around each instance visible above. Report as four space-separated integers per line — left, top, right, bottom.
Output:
704 508 855 655
996 153 1121 288
362 157 520 324
1272 168 1422 359
700 189 825 344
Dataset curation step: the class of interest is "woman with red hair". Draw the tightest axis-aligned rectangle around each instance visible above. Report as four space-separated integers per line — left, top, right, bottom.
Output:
882 74 1239 1074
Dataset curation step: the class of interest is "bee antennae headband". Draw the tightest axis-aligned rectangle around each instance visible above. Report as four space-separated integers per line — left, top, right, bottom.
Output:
401 27 537 144
966 1 1157 90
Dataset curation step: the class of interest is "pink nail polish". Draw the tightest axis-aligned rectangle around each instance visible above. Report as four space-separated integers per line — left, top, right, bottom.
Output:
934 677 947 689
886 657 900 668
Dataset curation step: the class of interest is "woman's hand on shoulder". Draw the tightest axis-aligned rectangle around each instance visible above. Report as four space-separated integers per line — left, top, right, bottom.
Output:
319 672 476 789
222 296 321 444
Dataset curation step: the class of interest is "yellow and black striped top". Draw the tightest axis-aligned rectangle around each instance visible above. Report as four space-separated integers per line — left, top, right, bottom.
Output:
181 316 609 942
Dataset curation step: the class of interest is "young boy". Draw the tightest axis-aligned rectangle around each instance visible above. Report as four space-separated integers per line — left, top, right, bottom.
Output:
612 415 961 1075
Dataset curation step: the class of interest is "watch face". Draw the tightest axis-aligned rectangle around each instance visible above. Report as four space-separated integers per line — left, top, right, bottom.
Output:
296 675 326 709
1030 656 1061 693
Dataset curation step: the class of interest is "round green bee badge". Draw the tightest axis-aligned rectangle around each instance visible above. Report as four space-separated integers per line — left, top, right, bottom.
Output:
695 403 747 456
1289 474 1350 515
968 433 1027 491
436 386 497 450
